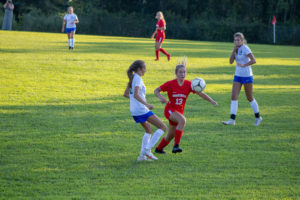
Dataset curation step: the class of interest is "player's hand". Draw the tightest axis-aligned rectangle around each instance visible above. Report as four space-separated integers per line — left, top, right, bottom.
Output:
146 104 154 110
159 97 167 104
212 101 218 107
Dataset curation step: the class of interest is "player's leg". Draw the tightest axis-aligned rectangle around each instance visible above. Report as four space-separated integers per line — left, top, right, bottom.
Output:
158 37 171 61
168 112 186 153
70 31 75 49
67 32 72 49
155 41 161 61
143 115 167 159
223 80 242 125
156 124 176 154
137 121 152 161
244 83 262 126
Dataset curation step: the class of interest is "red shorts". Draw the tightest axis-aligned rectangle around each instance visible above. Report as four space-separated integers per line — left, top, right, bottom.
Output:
156 35 165 43
164 107 182 126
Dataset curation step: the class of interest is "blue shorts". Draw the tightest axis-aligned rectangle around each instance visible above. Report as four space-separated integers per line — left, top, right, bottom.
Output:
132 111 154 123
66 27 76 33
233 76 253 84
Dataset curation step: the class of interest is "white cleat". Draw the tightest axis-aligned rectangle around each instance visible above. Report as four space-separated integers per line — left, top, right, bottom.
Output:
144 150 158 160
137 155 152 162
254 117 263 126
222 119 236 126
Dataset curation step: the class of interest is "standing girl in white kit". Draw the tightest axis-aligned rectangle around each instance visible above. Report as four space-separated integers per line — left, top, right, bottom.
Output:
124 60 167 161
222 32 262 126
61 6 79 50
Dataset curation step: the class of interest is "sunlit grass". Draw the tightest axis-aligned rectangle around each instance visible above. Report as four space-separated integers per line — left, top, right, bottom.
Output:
0 30 300 199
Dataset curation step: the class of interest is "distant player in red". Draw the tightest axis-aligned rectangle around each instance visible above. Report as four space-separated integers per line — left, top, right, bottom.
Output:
154 58 218 153
151 11 171 61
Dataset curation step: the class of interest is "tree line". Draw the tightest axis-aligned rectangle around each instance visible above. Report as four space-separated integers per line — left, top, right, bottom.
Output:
1 0 299 45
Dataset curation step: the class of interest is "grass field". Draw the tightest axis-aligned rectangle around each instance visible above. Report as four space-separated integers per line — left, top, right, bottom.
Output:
0 30 300 199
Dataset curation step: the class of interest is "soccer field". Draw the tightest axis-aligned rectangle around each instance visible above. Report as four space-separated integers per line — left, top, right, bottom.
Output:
0 31 300 199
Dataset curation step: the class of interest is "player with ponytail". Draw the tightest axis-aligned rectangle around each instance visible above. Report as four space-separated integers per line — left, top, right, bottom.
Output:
151 11 171 61
124 60 167 161
154 57 218 154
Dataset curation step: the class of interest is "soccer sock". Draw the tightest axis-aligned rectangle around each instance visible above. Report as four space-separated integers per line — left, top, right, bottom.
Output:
140 133 151 156
250 99 260 118
174 129 183 146
230 100 238 120
68 39 71 47
159 48 169 56
157 137 170 151
146 129 164 150
71 38 75 47
155 50 159 60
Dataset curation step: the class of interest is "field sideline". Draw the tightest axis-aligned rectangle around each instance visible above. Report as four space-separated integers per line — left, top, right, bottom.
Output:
0 31 300 199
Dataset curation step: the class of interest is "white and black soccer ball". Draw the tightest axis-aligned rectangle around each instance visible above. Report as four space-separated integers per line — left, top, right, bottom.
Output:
191 78 206 93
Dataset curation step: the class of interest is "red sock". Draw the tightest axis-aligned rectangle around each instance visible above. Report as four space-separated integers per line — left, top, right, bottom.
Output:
155 50 159 60
159 48 169 56
157 138 170 150
174 129 183 146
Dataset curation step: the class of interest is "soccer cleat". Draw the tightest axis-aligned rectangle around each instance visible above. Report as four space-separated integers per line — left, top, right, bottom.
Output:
154 59 159 61
144 150 158 160
137 155 151 162
155 148 166 154
69 46 71 50
167 54 171 61
172 145 182 153
222 119 236 126
254 116 262 126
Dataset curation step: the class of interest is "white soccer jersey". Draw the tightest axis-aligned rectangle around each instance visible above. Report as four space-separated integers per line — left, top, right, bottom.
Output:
130 74 149 116
64 14 78 28
235 44 253 77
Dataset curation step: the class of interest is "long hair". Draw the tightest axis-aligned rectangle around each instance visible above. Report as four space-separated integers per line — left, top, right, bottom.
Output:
234 32 247 44
157 11 166 25
127 60 146 88
175 56 187 74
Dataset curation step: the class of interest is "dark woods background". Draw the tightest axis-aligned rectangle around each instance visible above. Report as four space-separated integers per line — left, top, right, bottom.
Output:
1 0 299 45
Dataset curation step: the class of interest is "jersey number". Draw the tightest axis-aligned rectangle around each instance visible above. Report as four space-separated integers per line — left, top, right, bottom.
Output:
175 98 183 105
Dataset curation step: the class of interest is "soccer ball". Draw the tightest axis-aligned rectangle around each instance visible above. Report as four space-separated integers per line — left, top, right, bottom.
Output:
191 78 206 93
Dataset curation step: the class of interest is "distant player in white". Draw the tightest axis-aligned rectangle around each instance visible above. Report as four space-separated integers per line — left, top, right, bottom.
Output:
124 60 167 161
61 6 79 50
222 32 262 126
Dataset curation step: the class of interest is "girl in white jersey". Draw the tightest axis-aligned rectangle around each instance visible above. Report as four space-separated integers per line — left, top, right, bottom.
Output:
124 60 167 161
61 6 79 50
222 32 262 126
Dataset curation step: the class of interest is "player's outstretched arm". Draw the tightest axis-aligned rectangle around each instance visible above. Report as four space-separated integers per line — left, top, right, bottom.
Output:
61 20 66 32
197 92 218 107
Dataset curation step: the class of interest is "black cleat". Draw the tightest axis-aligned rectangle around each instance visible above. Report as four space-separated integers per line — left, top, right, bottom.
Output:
155 148 166 154
69 46 71 50
172 145 182 153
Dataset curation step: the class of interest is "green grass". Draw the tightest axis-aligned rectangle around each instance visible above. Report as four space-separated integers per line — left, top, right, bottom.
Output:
0 30 300 199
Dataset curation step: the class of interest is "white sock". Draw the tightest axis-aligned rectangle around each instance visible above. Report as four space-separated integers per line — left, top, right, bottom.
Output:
250 99 259 114
146 129 164 150
72 38 75 47
68 39 71 47
230 100 238 117
140 133 151 156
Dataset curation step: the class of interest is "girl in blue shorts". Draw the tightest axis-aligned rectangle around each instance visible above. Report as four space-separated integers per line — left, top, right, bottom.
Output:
61 6 79 50
222 32 262 126
124 60 167 161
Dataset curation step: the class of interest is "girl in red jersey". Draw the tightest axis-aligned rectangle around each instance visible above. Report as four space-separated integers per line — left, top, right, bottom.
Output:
151 11 171 61
154 58 218 153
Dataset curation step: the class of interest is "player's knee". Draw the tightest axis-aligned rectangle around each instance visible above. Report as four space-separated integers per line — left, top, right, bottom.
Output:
179 117 186 127
160 123 167 132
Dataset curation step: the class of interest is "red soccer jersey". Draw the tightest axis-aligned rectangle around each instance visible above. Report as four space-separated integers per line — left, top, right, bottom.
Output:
156 19 165 36
160 79 195 114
